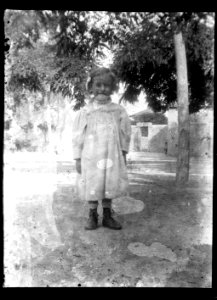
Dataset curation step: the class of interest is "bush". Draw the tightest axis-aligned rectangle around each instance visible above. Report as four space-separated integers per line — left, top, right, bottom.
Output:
4 120 39 152
14 138 31 151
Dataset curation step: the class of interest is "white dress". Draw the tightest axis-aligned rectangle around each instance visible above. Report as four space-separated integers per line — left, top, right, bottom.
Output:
72 99 131 201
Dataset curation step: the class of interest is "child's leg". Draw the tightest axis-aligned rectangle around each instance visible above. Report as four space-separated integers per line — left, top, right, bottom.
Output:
88 200 98 209
102 198 122 230
85 201 99 230
102 198 112 209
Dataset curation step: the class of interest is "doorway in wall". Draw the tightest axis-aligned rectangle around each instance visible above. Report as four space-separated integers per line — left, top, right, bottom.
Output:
140 125 149 151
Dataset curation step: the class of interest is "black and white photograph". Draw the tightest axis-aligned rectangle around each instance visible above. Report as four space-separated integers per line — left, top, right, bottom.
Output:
3 10 214 288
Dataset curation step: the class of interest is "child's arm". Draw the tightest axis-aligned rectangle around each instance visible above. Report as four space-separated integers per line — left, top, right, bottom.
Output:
120 108 132 159
75 159 81 174
72 109 87 170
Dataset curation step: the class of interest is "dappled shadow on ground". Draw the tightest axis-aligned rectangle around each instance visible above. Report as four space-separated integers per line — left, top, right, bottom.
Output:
165 244 212 287
30 173 212 287
4 155 212 287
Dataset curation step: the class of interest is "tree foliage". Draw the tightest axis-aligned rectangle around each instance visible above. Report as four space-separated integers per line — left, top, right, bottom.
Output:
5 10 110 109
112 12 214 113
5 10 214 113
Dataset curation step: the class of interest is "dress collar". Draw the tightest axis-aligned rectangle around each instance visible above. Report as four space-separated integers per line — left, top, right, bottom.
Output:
92 97 112 108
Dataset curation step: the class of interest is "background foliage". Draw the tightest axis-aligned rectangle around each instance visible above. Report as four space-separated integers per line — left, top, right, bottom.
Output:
4 10 214 152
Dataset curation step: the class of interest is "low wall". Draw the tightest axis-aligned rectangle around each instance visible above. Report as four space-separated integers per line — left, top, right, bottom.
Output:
166 109 213 158
130 124 168 153
190 123 213 157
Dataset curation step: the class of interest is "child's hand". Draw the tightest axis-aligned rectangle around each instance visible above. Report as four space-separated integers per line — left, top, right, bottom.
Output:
75 159 81 174
122 151 127 165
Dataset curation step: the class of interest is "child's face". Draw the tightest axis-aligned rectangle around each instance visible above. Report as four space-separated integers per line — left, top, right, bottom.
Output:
92 74 113 100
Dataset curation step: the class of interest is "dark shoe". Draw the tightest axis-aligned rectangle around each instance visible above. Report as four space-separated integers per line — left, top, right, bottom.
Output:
102 208 122 230
85 208 98 230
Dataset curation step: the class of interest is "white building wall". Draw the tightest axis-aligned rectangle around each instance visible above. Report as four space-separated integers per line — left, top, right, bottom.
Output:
166 108 213 157
129 108 213 157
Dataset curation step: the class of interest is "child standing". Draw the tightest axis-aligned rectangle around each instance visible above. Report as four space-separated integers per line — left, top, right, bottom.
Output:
72 67 131 230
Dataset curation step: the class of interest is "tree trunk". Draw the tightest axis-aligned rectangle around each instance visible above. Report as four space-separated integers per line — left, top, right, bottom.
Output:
174 31 190 185
44 90 53 153
118 94 125 104
26 94 33 144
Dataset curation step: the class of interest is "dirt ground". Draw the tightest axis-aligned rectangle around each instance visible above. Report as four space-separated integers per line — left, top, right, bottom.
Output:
3 152 213 287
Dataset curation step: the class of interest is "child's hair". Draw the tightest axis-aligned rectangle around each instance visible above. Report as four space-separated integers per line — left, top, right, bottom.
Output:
86 67 118 94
